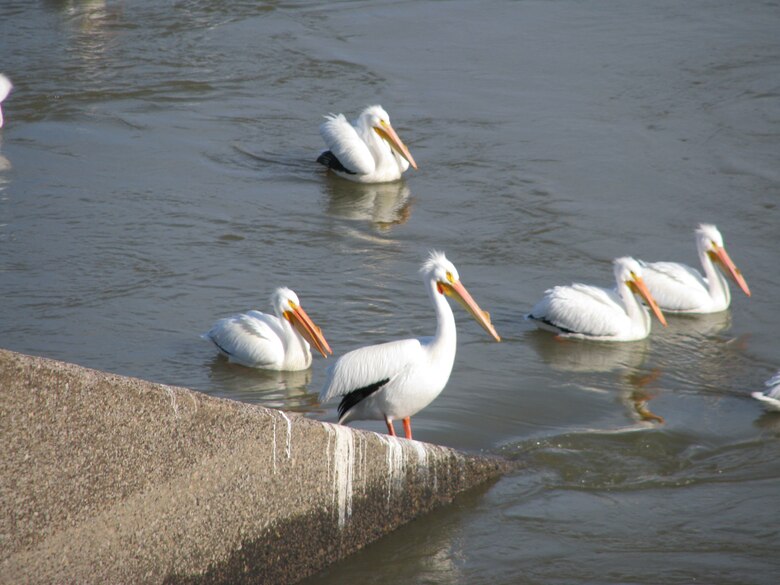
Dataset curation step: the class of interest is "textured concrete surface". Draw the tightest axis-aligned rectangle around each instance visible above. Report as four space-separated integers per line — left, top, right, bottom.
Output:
0 349 512 584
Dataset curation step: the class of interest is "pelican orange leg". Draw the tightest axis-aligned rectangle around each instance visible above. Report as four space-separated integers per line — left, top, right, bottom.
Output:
402 417 412 440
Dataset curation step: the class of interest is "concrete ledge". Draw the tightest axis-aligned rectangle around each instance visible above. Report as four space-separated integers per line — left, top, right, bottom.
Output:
0 349 511 584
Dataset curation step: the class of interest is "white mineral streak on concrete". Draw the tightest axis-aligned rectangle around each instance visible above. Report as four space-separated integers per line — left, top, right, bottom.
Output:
163 386 180 418
379 435 408 509
329 424 355 529
358 433 368 489
410 440 429 483
429 445 450 493
279 411 292 460
271 414 278 474
449 448 466 484
325 425 333 484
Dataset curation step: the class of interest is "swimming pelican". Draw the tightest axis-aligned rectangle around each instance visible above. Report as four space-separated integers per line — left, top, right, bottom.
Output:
202 287 332 371
526 257 668 342
319 251 500 439
317 105 417 183
752 372 780 412
0 74 12 128
638 224 750 313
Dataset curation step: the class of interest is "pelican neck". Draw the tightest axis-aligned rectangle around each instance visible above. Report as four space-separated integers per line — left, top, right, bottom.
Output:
426 278 457 348
698 247 731 308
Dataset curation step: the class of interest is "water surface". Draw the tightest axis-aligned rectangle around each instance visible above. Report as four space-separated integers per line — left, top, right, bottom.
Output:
1 1 779 582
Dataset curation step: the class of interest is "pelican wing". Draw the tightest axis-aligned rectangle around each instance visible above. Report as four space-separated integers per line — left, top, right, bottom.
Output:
0 74 11 128
319 113 376 175
0 74 11 102
752 390 780 411
528 284 627 338
202 311 285 368
639 261 709 311
319 338 422 404
765 371 780 392
755 372 780 409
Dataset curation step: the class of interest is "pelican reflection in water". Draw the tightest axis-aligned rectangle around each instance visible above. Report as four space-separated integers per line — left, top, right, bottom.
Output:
325 176 412 231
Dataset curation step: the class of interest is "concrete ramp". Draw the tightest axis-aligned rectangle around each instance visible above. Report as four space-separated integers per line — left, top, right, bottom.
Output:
0 349 510 584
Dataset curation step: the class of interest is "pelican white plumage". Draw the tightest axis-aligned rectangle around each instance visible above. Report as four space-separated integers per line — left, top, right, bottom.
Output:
202 287 332 371
752 372 780 412
639 224 750 313
0 74 12 128
526 257 668 342
317 105 417 183
319 251 500 439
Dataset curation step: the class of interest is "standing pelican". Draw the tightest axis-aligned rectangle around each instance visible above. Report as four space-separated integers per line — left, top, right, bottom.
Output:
317 105 417 183
0 74 12 128
639 224 751 313
752 372 780 412
202 287 332 371
526 257 668 342
319 251 500 439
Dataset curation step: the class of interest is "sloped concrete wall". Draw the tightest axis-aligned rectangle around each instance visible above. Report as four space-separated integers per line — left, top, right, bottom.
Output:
0 349 510 584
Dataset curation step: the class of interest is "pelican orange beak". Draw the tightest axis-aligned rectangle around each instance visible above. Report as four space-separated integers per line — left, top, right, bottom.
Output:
709 244 751 297
374 121 418 170
628 276 668 327
439 279 501 341
285 304 333 358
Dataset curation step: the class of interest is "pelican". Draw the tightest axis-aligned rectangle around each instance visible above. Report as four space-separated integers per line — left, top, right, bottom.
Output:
317 105 417 183
202 287 332 371
319 251 500 439
526 257 668 342
0 74 12 128
638 224 750 313
752 372 780 412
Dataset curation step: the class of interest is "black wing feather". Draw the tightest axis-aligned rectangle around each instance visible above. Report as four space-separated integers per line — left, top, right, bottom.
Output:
528 314 578 334
317 150 357 175
338 378 390 421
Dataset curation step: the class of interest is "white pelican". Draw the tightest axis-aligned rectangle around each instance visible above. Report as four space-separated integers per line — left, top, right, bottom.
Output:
638 224 751 313
526 257 668 342
317 105 417 183
0 74 12 128
202 287 332 371
319 251 500 439
752 372 780 412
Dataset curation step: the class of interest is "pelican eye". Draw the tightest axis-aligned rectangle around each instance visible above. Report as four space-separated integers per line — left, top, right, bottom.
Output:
288 300 297 310
446 271 454 283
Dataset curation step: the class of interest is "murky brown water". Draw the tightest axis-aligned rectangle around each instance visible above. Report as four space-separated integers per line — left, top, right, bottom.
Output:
1 1 779 582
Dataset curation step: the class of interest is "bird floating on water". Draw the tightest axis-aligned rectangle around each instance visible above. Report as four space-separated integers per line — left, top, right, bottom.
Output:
317 105 417 183
0 74 12 128
319 251 500 440
526 257 667 342
638 224 750 314
203 287 332 371
751 372 780 412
